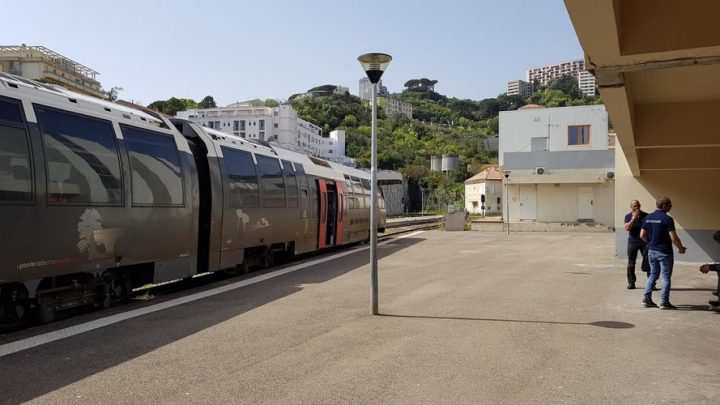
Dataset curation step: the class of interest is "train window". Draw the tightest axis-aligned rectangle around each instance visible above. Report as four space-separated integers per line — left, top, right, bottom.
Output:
256 155 284 208
344 176 354 209
0 99 33 203
309 176 318 218
0 99 24 124
121 125 184 206
350 176 364 209
281 160 298 208
35 106 123 205
222 147 259 208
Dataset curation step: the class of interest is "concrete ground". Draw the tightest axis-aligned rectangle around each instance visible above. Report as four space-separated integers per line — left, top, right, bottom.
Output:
1 231 719 404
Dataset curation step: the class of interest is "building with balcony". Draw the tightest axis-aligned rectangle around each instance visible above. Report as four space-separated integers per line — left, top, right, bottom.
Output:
526 59 585 86
0 45 103 98
176 103 351 164
378 97 413 119
507 80 534 98
577 70 597 97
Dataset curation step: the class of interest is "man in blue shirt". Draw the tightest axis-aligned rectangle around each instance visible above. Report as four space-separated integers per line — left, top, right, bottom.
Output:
640 196 686 309
624 199 650 289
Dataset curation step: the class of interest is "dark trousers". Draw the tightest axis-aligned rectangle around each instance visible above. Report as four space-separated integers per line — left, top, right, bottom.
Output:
627 241 650 284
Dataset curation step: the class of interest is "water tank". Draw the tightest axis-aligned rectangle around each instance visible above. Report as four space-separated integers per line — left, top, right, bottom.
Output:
441 154 459 171
430 156 442 172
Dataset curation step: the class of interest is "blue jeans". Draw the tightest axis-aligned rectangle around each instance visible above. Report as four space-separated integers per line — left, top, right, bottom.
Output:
645 250 674 303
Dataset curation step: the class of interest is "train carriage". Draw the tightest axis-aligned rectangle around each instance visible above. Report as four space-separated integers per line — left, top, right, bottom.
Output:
0 73 386 325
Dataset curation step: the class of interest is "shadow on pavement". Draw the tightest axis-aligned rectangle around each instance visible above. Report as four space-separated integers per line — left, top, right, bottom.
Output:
378 314 635 329
0 237 423 404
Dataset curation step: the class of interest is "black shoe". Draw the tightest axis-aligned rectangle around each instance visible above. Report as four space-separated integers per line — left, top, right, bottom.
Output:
660 302 677 310
627 283 635 290
709 300 720 306
652 286 660 291
642 298 658 308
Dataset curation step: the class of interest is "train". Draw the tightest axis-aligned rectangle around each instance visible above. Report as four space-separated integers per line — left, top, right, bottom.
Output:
0 72 386 325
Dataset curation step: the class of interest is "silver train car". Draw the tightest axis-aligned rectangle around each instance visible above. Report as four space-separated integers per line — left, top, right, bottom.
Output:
0 73 386 325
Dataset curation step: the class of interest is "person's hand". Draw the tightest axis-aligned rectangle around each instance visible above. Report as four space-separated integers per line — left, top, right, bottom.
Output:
700 264 710 273
678 246 686 254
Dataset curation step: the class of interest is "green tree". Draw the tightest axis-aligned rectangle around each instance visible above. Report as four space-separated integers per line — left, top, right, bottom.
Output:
105 86 123 102
198 95 217 108
264 99 279 107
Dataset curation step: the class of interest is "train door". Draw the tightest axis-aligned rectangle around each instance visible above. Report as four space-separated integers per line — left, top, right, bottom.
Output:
318 179 328 249
326 183 337 246
336 181 344 245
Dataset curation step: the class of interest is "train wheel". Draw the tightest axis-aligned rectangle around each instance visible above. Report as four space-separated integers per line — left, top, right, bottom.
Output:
36 299 55 324
1 285 32 325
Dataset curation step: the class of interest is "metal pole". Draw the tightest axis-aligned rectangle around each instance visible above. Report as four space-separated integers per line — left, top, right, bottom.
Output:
505 176 510 235
370 82 379 315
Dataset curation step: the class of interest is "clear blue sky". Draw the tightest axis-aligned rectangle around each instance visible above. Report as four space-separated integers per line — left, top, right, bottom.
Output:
3 0 582 106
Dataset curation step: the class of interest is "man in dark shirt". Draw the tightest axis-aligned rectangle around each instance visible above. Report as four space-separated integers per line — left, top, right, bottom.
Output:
640 196 686 309
699 230 720 307
624 199 650 289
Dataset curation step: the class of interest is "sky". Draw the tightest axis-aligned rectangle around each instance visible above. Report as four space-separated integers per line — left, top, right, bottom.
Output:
2 0 583 106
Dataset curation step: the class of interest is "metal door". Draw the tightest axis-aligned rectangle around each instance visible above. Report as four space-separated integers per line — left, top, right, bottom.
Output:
519 184 537 220
336 181 344 245
578 187 594 220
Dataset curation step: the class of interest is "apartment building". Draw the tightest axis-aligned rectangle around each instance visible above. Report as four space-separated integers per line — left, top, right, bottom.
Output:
378 97 413 119
577 70 597 97
526 59 585 86
507 80 534 98
176 103 350 164
0 45 103 98
358 77 388 100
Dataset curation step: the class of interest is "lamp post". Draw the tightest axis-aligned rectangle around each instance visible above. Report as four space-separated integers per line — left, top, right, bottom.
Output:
503 170 511 235
358 52 392 315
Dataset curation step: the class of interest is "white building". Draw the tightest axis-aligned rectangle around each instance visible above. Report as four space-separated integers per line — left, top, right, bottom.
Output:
527 59 585 86
577 70 597 97
358 77 388 100
176 103 350 164
464 165 503 215
378 97 413 119
499 104 614 226
507 80 533 98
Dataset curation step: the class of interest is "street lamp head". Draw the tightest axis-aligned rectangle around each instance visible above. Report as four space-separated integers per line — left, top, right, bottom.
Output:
358 53 392 84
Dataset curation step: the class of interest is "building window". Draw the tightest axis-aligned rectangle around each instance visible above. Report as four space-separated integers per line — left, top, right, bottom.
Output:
568 125 590 145
259 131 265 140
274 123 278 128
259 120 265 130
240 132 246 138
239 120 246 131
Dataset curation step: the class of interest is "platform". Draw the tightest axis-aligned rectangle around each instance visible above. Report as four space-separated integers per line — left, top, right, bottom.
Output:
0 231 718 404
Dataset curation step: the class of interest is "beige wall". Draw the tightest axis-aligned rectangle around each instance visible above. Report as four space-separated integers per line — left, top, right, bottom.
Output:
505 182 613 225
614 142 720 261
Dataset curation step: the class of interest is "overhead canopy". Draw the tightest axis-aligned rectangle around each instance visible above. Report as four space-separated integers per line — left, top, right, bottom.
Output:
564 0 720 175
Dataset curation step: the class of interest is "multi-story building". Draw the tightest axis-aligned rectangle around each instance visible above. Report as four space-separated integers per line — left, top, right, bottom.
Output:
464 165 503 215
577 70 597 97
526 59 585 86
358 77 388 100
499 104 614 226
176 103 350 164
378 97 413 119
507 80 534 98
0 45 103 98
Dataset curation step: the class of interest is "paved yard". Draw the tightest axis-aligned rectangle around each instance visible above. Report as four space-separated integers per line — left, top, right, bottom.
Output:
1 231 718 404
